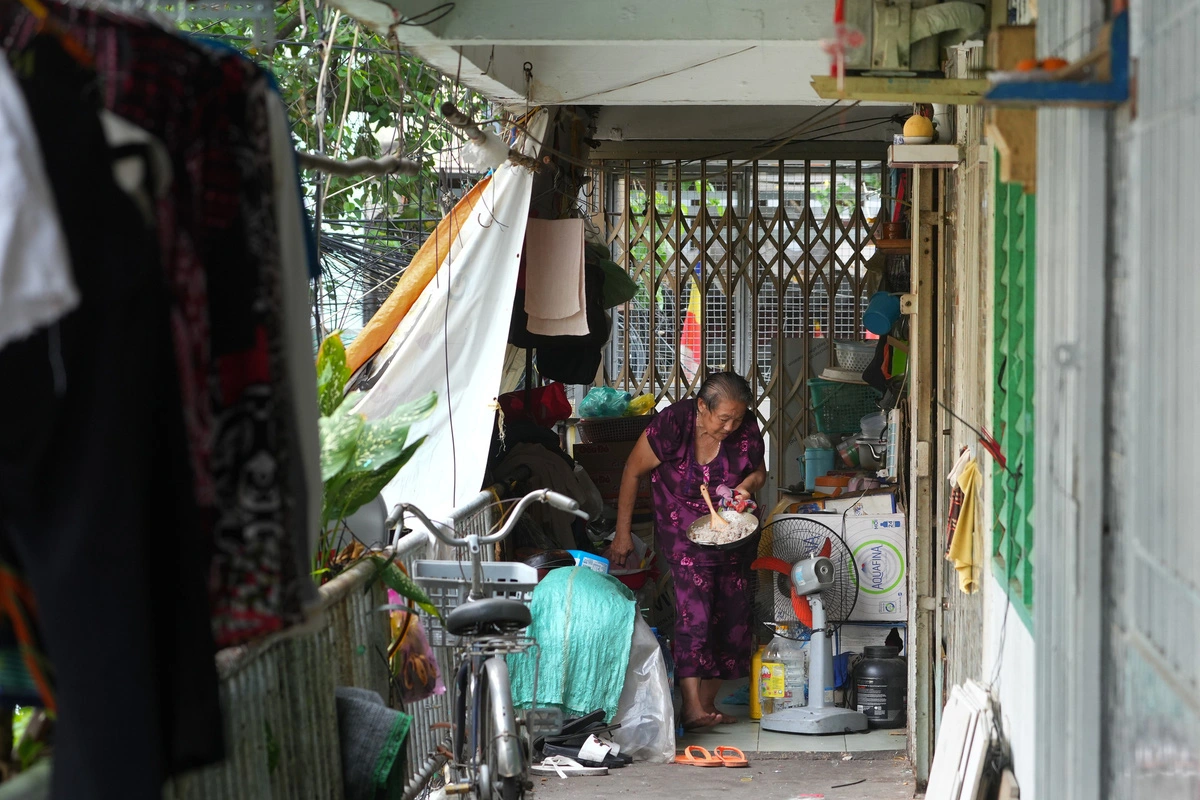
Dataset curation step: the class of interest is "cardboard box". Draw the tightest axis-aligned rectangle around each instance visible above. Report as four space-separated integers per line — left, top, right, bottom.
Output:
774 488 897 518
821 490 898 516
573 441 651 508
796 513 907 623
836 622 907 656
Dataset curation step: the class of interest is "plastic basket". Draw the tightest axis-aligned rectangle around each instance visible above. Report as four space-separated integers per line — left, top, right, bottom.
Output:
808 378 883 434
834 340 877 373
578 412 655 443
412 560 539 648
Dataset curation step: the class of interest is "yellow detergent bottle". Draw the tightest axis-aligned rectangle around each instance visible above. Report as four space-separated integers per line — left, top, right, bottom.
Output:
750 644 766 720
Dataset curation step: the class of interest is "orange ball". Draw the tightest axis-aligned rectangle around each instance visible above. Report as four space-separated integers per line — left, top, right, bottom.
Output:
1042 57 1069 71
1014 58 1040 71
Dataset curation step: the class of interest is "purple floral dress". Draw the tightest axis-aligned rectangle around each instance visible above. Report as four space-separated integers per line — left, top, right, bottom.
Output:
644 400 765 680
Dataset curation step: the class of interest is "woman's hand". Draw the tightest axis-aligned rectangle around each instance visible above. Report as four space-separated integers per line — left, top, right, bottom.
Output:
613 433 660 570
607 530 636 569
734 462 768 502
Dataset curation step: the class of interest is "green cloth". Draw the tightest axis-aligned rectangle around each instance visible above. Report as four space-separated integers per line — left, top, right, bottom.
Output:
509 567 636 722
587 242 637 308
598 259 637 308
335 687 410 800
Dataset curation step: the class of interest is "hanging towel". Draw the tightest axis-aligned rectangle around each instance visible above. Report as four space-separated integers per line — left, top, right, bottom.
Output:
335 687 411 800
508 567 636 722
0 58 76 350
946 459 982 593
524 218 589 336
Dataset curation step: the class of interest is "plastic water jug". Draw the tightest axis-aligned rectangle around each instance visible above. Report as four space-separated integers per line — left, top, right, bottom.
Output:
803 448 835 492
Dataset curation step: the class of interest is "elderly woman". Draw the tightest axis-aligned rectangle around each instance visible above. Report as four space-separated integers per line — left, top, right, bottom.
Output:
608 372 766 730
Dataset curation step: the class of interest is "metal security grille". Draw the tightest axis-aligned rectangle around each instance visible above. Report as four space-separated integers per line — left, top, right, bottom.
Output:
992 154 1036 628
600 158 885 488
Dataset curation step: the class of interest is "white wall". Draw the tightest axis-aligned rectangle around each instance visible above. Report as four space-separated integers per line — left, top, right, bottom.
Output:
983 578 1036 798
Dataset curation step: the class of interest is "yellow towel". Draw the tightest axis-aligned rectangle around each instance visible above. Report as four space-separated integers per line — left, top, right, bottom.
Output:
947 459 982 593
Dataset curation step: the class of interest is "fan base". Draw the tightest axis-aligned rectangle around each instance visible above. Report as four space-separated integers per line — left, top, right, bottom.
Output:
760 706 870 735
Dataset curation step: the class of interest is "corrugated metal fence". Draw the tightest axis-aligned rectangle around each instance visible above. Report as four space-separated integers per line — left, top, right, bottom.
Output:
165 491 499 799
1106 0 1200 796
1033 3 1113 800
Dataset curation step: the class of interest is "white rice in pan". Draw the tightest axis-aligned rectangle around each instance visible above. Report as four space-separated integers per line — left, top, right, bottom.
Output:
689 509 758 546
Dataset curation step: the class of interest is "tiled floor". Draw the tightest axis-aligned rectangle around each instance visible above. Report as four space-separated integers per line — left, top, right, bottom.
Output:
676 680 908 754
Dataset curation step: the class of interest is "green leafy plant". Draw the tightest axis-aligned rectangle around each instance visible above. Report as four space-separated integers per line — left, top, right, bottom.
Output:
315 332 438 617
370 556 439 619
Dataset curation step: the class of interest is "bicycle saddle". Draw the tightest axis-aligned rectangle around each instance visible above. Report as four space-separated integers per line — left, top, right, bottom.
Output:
444 597 532 637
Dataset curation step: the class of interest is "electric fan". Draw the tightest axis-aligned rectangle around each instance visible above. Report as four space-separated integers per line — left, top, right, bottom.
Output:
752 515 868 735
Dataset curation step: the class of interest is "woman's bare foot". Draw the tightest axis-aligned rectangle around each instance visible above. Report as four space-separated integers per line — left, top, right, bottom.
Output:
702 706 739 725
682 710 720 730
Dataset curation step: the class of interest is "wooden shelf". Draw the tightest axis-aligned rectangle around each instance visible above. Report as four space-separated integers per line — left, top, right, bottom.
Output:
810 76 991 105
983 11 1130 108
874 239 911 253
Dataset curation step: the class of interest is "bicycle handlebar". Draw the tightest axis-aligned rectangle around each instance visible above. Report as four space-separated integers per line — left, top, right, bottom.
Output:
387 490 587 549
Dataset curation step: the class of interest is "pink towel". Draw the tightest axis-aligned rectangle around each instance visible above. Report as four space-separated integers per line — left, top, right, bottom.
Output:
524 218 588 336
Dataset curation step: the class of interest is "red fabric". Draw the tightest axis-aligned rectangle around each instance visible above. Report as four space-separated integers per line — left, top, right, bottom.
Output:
498 382 572 428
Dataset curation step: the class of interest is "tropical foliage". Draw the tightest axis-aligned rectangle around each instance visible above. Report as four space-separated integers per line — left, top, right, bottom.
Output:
187 2 490 225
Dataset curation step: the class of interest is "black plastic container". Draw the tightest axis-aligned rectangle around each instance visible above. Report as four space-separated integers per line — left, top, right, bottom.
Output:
854 645 907 729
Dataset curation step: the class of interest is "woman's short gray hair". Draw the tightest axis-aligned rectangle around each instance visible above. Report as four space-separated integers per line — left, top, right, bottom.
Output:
697 372 754 409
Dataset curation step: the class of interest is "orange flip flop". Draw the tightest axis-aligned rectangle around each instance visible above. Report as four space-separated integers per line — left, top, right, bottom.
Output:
675 745 723 767
714 746 749 768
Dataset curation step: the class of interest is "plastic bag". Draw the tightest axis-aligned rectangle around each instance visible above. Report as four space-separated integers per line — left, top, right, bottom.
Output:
803 433 833 449
578 386 631 419
387 590 446 704
610 616 675 763
622 394 656 417
573 464 606 521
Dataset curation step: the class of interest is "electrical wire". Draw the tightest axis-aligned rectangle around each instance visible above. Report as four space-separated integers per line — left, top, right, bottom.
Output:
546 46 758 106
507 101 882 177
805 118 902 142
394 2 454 27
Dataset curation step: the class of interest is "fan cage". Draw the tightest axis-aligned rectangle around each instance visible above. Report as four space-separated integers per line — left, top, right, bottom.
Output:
753 515 859 641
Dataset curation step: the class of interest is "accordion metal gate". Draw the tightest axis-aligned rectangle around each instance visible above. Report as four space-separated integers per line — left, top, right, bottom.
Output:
598 153 889 492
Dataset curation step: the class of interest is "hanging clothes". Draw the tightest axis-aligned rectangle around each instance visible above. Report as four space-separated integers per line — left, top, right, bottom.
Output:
0 52 76 350
523 218 588 336
946 453 982 594
509 258 610 385
0 32 222 795
1 2 320 647
0 5 325 798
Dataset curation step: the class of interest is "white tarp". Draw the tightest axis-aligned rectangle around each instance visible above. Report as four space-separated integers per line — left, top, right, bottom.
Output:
353 110 549 519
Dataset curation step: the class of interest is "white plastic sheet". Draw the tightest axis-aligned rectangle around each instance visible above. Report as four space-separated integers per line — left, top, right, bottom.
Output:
611 616 676 763
353 111 549 519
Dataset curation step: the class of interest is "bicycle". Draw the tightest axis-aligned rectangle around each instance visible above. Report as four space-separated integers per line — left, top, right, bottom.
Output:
389 489 587 800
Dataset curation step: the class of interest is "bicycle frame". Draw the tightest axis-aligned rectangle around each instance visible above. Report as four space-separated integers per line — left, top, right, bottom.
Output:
388 489 587 601
395 490 584 800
